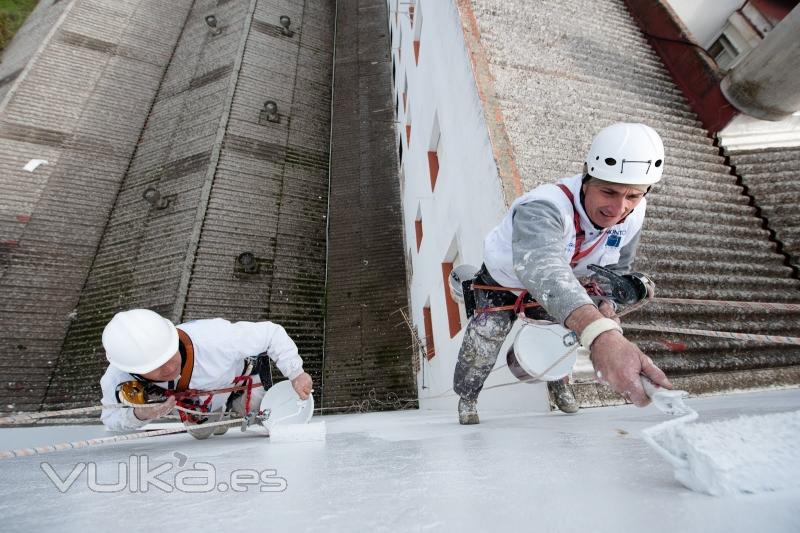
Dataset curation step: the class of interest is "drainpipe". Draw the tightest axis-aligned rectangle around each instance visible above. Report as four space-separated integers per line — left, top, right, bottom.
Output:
720 4 800 121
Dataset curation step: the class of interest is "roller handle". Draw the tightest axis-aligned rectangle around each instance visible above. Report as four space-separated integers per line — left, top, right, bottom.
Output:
640 375 660 399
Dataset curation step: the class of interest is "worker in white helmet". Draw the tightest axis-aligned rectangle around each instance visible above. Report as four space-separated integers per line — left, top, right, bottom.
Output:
99 309 313 438
454 123 673 424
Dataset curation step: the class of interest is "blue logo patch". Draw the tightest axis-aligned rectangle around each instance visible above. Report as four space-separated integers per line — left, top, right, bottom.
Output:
606 234 622 248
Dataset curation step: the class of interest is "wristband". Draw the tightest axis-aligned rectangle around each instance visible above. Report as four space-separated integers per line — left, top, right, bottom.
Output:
580 318 623 349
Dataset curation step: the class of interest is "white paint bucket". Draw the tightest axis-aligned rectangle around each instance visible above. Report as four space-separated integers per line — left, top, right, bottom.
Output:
448 264 479 303
506 322 582 382
260 380 314 428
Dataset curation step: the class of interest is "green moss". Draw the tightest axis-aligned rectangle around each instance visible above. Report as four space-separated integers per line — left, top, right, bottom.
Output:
0 0 39 53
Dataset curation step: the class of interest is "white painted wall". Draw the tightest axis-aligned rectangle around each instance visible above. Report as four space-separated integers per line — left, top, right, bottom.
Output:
387 0 550 413
665 0 744 48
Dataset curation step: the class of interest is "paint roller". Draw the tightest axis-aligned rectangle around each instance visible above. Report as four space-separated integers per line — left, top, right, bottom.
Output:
640 376 800 496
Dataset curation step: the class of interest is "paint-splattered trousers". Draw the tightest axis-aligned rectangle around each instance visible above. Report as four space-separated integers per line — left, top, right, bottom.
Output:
453 266 551 401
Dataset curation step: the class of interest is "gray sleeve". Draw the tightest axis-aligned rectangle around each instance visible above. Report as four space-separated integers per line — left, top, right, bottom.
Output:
605 228 642 275
511 200 594 325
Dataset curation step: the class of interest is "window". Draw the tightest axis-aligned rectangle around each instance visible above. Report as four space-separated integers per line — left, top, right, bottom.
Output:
414 205 423 251
422 304 435 360
413 0 423 64
441 262 462 338
427 151 439 191
428 113 441 191
402 75 408 112
709 34 739 71
405 102 412 145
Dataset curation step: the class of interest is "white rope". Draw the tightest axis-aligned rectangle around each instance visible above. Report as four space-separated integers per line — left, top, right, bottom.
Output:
625 323 800 345
0 416 249 461
654 297 800 312
0 402 215 426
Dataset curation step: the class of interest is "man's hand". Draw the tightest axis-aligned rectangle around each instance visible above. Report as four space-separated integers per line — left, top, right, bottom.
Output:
291 372 313 400
597 300 620 324
566 303 671 407
133 396 176 421
589 330 672 406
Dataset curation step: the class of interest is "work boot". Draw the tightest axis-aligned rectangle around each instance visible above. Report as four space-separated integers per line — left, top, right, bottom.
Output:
213 418 229 436
547 378 580 414
183 408 225 440
458 397 479 425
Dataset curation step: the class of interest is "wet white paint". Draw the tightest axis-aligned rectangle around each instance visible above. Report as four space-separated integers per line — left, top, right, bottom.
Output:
0 389 798 532
645 409 800 496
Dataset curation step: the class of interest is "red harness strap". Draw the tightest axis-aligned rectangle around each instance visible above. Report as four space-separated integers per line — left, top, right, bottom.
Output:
171 331 260 422
556 184 606 268
473 184 610 316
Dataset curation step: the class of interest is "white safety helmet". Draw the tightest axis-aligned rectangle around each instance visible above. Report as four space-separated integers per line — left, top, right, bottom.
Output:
102 309 179 374
585 123 665 185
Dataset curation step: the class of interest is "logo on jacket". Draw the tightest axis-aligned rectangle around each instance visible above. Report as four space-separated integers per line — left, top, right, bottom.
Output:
606 229 625 248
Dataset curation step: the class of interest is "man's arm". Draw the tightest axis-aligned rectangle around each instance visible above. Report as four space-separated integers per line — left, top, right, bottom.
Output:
511 201 671 405
511 200 593 325
100 368 151 431
193 319 312 399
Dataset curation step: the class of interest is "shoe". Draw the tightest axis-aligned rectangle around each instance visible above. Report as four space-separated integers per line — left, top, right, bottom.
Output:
458 397 480 425
547 379 580 414
183 408 225 440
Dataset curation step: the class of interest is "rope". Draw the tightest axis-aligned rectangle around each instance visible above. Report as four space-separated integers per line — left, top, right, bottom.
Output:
625 323 800 345
0 379 264 427
0 402 213 426
0 416 249 461
654 297 800 312
0 379 268 460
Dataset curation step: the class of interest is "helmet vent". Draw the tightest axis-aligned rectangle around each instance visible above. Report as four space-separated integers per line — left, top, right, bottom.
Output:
604 157 616 166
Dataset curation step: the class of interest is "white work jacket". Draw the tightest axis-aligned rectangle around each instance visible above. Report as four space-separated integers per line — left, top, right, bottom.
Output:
100 318 303 431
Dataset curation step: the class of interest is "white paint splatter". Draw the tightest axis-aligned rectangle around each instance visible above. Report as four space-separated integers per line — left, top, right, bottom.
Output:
23 159 48 172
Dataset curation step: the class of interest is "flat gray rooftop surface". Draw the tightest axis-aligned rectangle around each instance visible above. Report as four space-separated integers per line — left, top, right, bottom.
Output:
0 388 798 532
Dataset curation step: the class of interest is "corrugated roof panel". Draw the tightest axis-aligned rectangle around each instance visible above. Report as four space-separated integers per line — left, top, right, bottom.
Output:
41 1 242 409
323 0 416 411
728 146 800 272
0 1 194 413
180 0 334 403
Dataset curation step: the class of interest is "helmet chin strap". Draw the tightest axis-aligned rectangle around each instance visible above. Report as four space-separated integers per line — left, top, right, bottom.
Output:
129 343 186 388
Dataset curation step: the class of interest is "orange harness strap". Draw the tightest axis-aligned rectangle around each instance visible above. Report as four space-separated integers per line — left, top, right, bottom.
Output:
175 329 195 393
